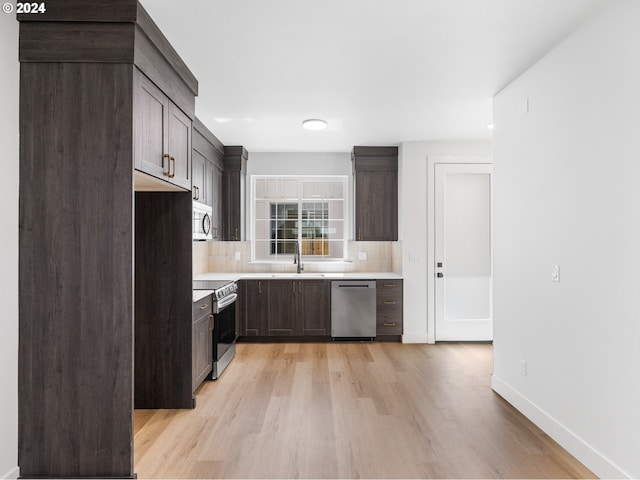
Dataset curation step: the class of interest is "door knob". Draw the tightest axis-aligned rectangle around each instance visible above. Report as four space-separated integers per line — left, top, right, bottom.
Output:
437 273 444 278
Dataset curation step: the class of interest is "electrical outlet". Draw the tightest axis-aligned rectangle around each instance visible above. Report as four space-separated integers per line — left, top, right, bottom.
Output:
551 264 560 282
235 251 241 260
358 251 368 260
520 359 527 377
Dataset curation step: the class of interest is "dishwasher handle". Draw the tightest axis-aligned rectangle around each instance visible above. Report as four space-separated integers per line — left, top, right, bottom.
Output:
332 280 376 290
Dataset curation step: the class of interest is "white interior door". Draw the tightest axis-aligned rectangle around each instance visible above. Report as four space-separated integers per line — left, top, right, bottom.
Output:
435 163 493 341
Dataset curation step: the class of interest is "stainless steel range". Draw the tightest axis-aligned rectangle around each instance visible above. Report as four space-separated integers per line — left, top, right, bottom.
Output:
193 280 238 379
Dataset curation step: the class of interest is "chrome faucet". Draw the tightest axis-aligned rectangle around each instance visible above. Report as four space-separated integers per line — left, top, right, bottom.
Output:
293 241 304 274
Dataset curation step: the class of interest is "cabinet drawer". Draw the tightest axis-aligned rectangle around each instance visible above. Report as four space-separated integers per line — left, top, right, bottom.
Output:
376 279 402 336
376 314 402 335
377 297 403 309
376 279 402 294
192 295 213 318
376 303 403 334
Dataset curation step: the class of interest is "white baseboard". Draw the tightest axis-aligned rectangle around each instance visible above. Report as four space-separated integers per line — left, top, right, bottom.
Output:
401 333 432 344
1 466 18 480
491 375 630 479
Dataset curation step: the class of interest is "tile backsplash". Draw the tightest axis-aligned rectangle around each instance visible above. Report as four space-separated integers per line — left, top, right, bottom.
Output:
194 241 403 275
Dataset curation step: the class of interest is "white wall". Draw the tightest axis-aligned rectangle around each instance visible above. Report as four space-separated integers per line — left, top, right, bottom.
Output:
247 152 351 176
492 0 640 477
399 141 491 343
0 13 19 480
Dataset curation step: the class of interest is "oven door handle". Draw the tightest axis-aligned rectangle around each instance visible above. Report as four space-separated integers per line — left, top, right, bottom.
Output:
214 293 238 313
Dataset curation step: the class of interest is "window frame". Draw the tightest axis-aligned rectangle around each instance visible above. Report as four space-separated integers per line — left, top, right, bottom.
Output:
251 175 349 262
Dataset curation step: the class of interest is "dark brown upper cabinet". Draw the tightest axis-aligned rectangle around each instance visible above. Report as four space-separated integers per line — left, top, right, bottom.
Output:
193 118 225 239
223 146 248 241
134 70 192 190
352 146 399 241
210 161 223 240
192 148 206 203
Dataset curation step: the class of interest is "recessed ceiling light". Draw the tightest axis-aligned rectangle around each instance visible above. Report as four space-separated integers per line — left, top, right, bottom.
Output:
302 119 328 131
486 123 494 130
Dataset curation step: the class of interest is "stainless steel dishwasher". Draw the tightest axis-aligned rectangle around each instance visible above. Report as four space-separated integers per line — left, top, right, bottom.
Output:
331 280 376 340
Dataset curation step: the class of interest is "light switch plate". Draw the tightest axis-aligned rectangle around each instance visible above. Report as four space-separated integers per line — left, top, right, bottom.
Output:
235 251 241 261
551 264 560 282
358 251 368 260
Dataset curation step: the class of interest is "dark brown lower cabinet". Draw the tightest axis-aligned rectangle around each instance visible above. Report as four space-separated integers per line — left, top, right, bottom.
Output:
243 280 269 336
268 281 298 335
192 295 213 392
376 279 403 340
298 280 331 336
238 279 330 338
238 278 400 341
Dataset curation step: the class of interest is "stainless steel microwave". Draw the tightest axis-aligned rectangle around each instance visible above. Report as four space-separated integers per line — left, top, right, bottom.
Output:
193 201 212 241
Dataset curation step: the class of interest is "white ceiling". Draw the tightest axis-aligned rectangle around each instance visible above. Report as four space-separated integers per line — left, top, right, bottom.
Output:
140 0 609 152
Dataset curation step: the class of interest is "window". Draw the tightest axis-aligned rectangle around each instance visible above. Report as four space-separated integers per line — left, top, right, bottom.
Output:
252 176 347 261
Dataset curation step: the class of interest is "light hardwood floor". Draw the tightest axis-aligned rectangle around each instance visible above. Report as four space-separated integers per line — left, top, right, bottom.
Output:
134 342 595 479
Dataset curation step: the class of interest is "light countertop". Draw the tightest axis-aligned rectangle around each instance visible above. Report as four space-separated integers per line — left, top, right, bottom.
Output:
193 289 214 302
194 272 402 282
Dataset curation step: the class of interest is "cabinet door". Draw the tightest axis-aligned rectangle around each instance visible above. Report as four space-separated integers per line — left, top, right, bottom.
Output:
167 102 192 190
192 150 206 202
134 71 169 180
211 164 223 239
236 280 246 337
299 280 330 336
244 280 268 336
355 170 398 241
223 170 242 241
203 159 214 208
268 281 297 336
193 314 212 391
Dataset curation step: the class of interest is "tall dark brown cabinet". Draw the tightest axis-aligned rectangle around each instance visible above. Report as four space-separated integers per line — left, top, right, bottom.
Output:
18 2 197 478
352 146 399 241
223 146 248 241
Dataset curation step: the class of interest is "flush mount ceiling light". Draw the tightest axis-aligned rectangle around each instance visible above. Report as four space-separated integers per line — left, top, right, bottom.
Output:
302 119 328 131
